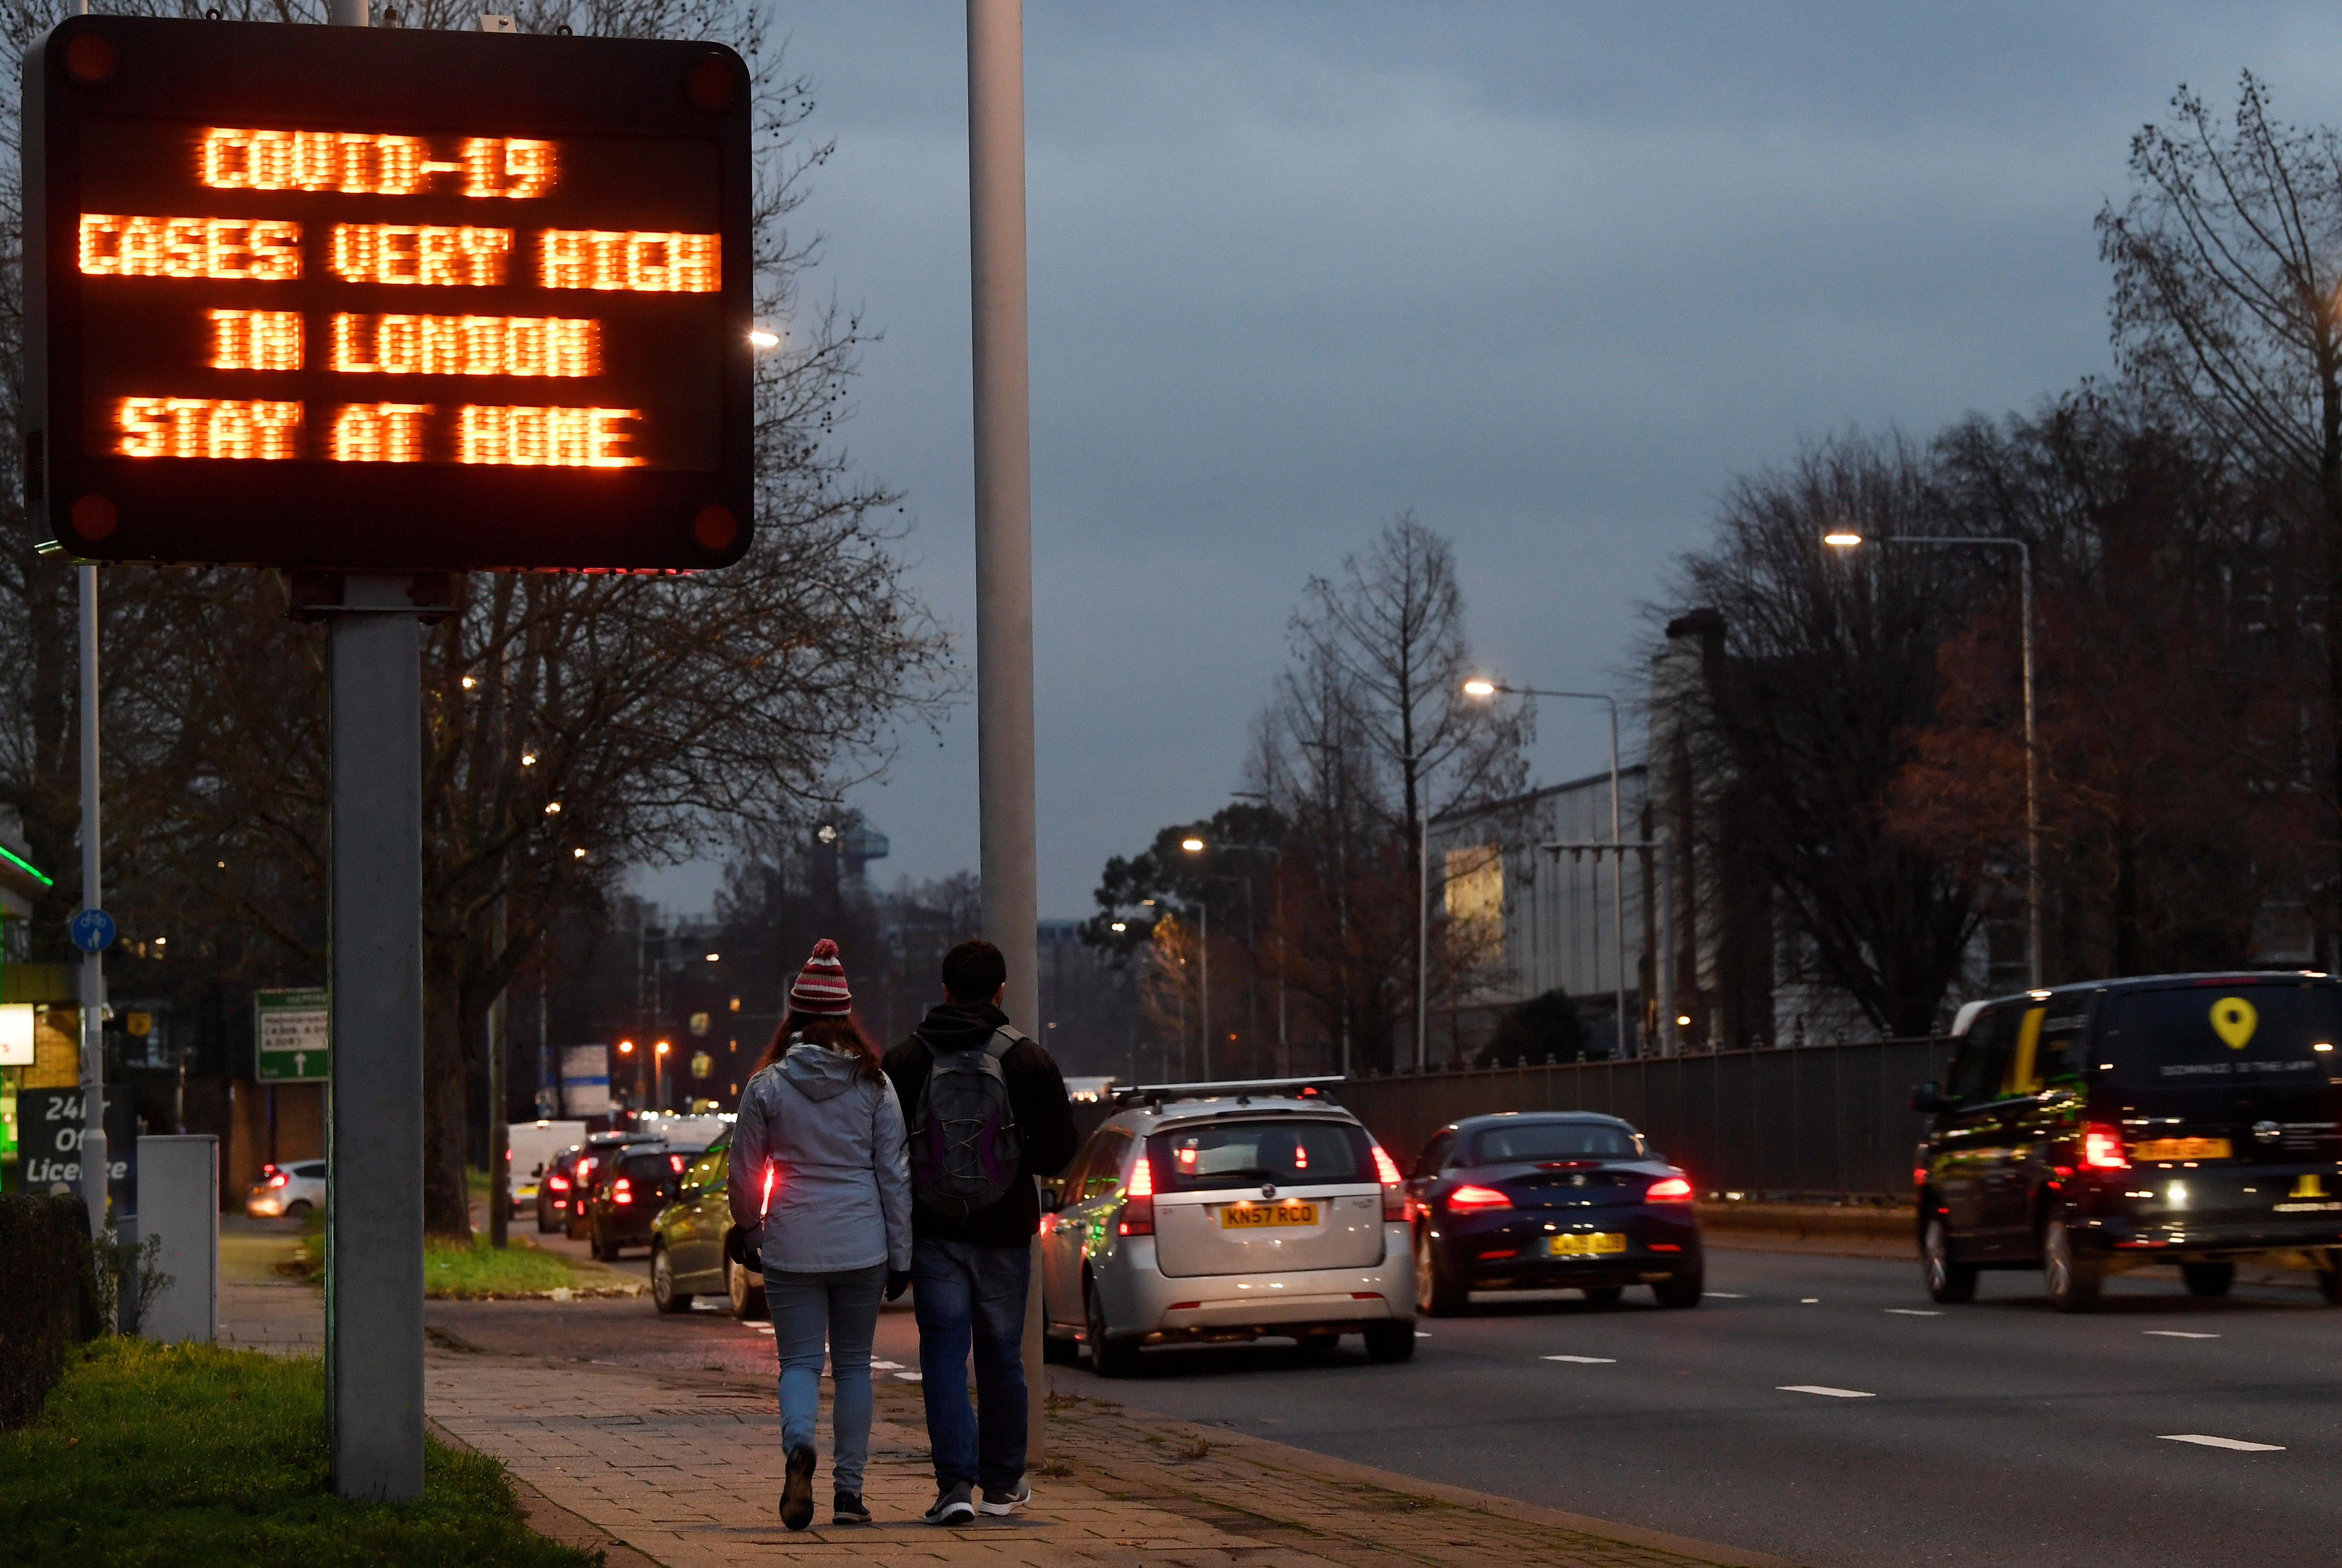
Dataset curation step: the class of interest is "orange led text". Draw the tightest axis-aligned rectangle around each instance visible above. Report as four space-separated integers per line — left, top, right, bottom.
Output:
117 398 301 459
331 225 512 286
80 215 300 281
209 310 302 371
331 314 598 377
458 405 644 467
538 230 717 292
201 129 555 199
330 403 431 462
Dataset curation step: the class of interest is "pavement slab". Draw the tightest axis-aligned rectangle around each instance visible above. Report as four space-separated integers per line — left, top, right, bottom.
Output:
423 1338 1792 1568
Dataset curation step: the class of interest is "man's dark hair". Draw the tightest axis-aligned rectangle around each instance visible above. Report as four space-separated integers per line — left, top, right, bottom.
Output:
941 938 1008 1003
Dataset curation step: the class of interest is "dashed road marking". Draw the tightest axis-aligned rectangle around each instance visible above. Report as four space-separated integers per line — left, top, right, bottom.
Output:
893 1371 923 1382
1884 1309 1941 1317
1708 1292 1748 1299
1778 1384 1873 1399
1799 1298 1820 1304
1542 1354 1617 1364
2143 1330 2219 1340
1415 1331 1432 1338
2161 1433 2280 1451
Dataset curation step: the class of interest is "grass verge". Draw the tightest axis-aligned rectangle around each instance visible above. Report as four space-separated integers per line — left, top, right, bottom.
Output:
423 1236 582 1297
0 1339 591 1567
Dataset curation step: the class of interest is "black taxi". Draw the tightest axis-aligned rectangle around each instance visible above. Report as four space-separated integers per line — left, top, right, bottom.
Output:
1914 971 2342 1311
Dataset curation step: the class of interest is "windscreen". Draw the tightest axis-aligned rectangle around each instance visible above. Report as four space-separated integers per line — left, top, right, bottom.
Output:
1149 1120 1371 1192
1470 1121 1645 1164
2098 985 2342 1092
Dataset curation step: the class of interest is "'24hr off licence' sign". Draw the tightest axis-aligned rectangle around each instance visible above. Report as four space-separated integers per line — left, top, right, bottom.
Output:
25 16 754 572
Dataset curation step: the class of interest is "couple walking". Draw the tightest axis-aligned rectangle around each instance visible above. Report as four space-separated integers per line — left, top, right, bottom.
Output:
727 935 1077 1530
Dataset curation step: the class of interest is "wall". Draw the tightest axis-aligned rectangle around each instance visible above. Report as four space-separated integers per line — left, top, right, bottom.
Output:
1336 1035 1957 1199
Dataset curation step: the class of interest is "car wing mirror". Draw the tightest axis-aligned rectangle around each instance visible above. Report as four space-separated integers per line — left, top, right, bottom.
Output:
1040 1184 1064 1214
1910 1081 1946 1113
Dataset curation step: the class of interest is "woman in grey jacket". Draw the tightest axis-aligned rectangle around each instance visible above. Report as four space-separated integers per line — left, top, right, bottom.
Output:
728 939 913 1531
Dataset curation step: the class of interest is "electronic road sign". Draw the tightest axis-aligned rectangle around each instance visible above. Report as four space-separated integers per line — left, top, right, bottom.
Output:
25 15 754 572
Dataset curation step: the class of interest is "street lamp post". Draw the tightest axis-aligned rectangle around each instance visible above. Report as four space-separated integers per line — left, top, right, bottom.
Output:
1464 682 1631 1058
1825 530 2040 988
1180 838 1260 1079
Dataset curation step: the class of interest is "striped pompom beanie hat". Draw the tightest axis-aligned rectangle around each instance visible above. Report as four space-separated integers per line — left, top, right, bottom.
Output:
787 938 853 1016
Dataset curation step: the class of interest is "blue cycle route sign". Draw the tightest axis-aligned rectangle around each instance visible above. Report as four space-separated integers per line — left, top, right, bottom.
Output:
68 908 115 953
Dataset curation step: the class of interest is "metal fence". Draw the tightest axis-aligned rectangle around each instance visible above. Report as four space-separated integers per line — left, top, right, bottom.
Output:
1331 1037 1958 1199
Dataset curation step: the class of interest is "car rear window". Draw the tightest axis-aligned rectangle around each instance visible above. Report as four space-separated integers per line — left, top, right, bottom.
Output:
2098 984 2342 1091
1149 1120 1371 1191
1470 1122 1644 1163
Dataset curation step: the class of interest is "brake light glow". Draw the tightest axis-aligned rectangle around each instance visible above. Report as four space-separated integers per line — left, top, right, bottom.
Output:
1119 1154 1156 1236
1371 1144 1406 1220
1448 1183 1512 1211
612 1178 632 1204
268 1172 288 1188
2082 1124 2129 1170
547 1175 569 1191
1478 1247 1519 1260
1913 1166 1927 1187
670 1154 685 1173
1645 1176 1694 1202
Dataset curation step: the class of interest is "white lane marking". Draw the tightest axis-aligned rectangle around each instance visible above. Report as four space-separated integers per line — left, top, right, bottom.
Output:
1708 1292 1748 1299
1541 1354 1617 1364
2161 1433 2282 1451
2143 1330 2219 1340
1800 1297 1820 1304
893 1371 923 1382
1885 1309 1942 1317
1778 1384 1873 1399
870 1359 905 1369
1415 1331 1432 1338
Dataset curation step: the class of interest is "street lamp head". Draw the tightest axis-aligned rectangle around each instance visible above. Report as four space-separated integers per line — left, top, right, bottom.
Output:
1181 837 1205 853
655 1041 670 1055
1462 678 1497 699
816 823 839 845
617 1039 634 1054
1822 531 1864 548
704 953 719 963
1110 921 1127 933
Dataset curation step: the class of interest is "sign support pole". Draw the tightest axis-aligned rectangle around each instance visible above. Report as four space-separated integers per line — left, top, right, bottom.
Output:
324 576 426 1502
77 564 106 1245
966 0 1044 1469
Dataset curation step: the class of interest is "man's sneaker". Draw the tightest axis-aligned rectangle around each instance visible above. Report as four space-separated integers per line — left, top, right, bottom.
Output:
922 1480 976 1526
833 1490 872 1526
779 1444 817 1531
978 1477 1032 1516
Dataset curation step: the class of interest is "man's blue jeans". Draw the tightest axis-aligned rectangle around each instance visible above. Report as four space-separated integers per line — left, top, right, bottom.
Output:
911 1235 1030 1491
764 1262 886 1494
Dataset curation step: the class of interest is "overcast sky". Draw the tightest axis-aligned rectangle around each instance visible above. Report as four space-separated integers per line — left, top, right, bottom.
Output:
633 0 2342 922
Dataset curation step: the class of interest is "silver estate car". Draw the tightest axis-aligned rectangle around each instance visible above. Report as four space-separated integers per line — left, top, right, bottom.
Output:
1039 1081 1417 1375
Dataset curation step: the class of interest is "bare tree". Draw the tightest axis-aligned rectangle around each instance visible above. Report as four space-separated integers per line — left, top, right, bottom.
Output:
2098 72 2342 941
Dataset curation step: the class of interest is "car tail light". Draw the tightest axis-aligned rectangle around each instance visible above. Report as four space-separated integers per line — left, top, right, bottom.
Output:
548 1175 569 1191
268 1171 289 1188
262 1163 281 1178
1351 1291 1384 1300
2082 1124 2129 1170
670 1154 686 1173
1447 1183 1512 1211
576 1158 597 1185
613 1178 633 1204
1646 1175 1694 1202
1371 1144 1406 1220
1913 1166 1927 1187
1651 1242 1682 1252
1477 1247 1519 1260
1167 1301 1201 1312
1119 1153 1156 1236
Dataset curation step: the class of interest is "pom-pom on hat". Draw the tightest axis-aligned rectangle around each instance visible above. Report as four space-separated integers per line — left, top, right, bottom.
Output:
788 938 853 1016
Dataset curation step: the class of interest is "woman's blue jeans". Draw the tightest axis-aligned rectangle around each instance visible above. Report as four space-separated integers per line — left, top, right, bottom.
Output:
763 1261 886 1494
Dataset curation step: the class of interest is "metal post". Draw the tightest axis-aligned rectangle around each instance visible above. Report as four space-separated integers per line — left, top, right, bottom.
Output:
2017 545 2040 989
326 579 425 1501
1197 900 1210 1081
489 643 507 1248
1417 789 1429 1072
968 0 1043 1472
77 565 106 1245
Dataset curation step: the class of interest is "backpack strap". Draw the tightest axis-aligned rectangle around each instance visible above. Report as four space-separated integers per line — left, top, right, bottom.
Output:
984 1026 1026 1061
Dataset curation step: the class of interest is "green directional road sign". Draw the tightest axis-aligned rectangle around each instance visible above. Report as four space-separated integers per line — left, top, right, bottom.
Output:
255 987 330 1082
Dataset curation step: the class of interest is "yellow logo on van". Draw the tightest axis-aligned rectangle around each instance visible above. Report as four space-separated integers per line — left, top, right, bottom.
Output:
2211 996 2259 1049
2291 1174 2329 1200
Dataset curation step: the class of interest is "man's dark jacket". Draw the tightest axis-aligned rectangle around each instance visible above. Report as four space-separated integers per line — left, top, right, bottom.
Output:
882 1000 1078 1248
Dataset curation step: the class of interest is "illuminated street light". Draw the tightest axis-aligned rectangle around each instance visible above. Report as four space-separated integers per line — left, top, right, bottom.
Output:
704 953 720 963
572 847 587 859
749 329 779 348
1823 527 2039 987
544 801 561 815
1110 921 1127 933
1180 837 1204 852
460 674 476 689
520 751 537 767
1466 676 1633 1056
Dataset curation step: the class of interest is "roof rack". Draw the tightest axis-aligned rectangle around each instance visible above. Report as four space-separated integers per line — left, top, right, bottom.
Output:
1108 1075 1344 1110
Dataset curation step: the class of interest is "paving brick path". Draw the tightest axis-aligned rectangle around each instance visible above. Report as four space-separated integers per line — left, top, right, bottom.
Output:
423 1344 1794 1568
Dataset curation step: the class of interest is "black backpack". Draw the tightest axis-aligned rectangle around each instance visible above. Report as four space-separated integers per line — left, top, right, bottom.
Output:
910 1028 1025 1218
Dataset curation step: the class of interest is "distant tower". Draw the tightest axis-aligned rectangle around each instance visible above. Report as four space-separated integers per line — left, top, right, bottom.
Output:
817 811 891 894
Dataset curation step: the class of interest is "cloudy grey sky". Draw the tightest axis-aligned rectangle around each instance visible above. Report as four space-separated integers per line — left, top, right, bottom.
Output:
634 0 2342 921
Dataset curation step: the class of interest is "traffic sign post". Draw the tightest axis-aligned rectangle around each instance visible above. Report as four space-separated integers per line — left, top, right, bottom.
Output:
23 11 755 1501
69 908 115 953
254 987 329 1081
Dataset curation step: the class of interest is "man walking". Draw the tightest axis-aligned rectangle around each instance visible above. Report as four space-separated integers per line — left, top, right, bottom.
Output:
883 938 1077 1526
